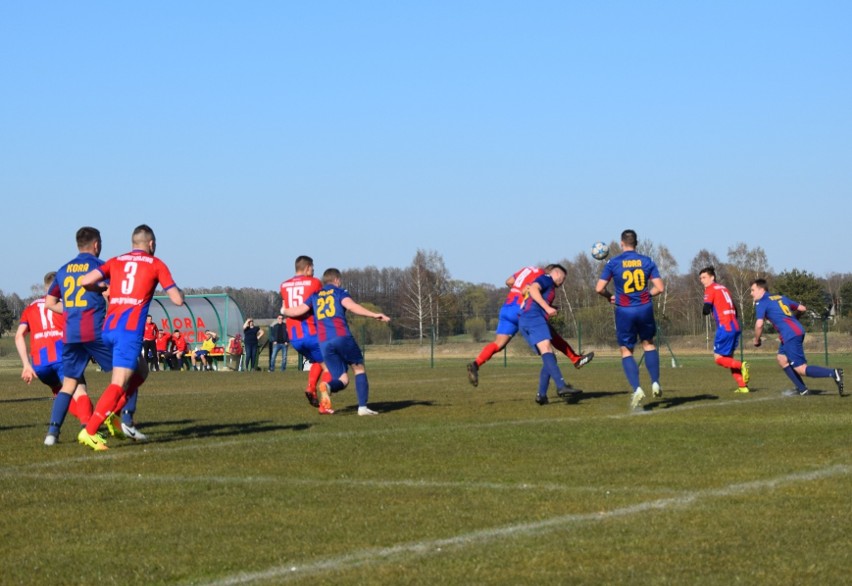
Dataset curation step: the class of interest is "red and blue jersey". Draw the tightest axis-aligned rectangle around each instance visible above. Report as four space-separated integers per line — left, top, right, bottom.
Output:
754 292 804 342
49 252 107 343
281 275 322 340
703 283 740 332
306 284 352 343
505 266 543 306
600 251 660 307
19 297 65 366
96 250 178 336
519 274 558 322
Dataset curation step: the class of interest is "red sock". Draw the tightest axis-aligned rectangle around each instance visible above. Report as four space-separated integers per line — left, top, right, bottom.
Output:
732 370 746 387
116 373 144 411
715 356 741 370
67 396 79 420
475 343 500 366
86 384 125 435
75 395 94 425
307 362 323 392
552 335 580 362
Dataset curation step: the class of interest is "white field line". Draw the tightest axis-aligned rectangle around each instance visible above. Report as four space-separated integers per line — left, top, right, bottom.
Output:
8 469 675 495
196 464 850 586
1 394 783 474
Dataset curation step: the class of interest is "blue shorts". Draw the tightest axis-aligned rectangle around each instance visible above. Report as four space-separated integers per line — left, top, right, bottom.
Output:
34 361 63 390
320 336 364 379
195 349 209 358
103 329 144 370
714 328 741 356
62 340 113 379
779 334 808 367
291 334 324 364
614 304 657 350
495 303 521 336
518 316 551 353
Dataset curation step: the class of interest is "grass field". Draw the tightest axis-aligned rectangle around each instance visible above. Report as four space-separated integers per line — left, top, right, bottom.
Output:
1 351 850 585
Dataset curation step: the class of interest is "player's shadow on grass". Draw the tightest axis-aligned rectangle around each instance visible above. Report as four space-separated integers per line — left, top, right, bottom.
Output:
334 399 435 415
0 396 49 405
560 390 627 404
643 394 719 410
151 419 313 443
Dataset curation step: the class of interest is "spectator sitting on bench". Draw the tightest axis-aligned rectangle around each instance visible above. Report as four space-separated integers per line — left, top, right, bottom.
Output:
156 329 174 370
171 330 189 370
191 330 218 371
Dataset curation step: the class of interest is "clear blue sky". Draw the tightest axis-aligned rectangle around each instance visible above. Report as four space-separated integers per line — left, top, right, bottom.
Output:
2 1 850 298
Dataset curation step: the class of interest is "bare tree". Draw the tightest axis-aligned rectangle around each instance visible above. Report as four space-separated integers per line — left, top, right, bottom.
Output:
726 243 771 328
401 249 450 343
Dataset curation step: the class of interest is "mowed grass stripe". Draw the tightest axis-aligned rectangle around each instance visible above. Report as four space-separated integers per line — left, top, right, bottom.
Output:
2 393 784 474
197 464 850 586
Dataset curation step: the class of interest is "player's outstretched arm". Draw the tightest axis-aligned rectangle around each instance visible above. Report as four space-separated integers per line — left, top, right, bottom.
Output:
341 297 391 322
79 268 108 292
281 303 310 318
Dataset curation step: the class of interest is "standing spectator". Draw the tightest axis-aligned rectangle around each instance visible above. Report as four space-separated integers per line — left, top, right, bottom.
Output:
280 255 328 408
171 330 188 370
282 268 390 415
77 223 184 450
699 266 749 393
518 264 581 405
243 318 264 371
751 278 844 396
156 329 174 369
16 271 93 441
43 227 114 446
142 315 160 371
595 229 665 410
466 265 593 387
268 315 289 371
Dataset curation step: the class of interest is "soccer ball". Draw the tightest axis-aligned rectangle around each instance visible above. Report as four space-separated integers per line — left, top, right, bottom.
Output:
591 241 609 260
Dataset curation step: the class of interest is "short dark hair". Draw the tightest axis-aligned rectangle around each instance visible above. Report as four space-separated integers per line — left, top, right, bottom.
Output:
547 264 568 275
76 227 101 249
132 224 155 246
699 266 716 278
751 278 768 291
295 255 314 272
322 268 342 284
621 229 638 247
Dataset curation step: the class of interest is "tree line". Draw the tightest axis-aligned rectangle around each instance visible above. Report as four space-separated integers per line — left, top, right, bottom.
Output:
3 243 852 344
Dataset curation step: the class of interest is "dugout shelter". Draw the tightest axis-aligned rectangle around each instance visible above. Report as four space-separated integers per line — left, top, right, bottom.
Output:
149 293 244 346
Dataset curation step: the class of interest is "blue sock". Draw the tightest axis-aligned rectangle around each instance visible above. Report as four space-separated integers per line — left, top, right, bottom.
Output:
122 390 139 425
542 353 566 389
48 392 73 436
538 367 550 396
783 365 808 391
355 372 369 406
329 379 347 393
622 356 640 390
644 349 660 383
805 365 832 378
